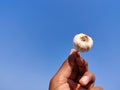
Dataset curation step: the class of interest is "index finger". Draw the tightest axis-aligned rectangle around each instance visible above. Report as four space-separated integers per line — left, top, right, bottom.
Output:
52 49 78 80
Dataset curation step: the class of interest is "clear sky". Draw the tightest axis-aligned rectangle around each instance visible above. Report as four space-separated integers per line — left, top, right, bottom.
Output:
0 0 120 90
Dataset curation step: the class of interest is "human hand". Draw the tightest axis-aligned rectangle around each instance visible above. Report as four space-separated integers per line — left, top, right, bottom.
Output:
49 49 103 90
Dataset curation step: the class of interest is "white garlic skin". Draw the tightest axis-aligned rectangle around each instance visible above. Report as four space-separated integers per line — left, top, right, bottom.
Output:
73 33 93 52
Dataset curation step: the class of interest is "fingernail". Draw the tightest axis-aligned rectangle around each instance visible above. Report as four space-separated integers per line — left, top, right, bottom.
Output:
80 76 90 85
69 49 76 55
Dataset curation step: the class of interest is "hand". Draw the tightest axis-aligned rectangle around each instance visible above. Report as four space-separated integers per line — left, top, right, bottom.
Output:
49 49 103 90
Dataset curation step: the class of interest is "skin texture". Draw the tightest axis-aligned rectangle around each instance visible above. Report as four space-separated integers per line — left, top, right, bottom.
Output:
49 49 103 90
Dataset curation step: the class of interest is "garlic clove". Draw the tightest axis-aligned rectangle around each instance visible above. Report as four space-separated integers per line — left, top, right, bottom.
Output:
73 33 93 52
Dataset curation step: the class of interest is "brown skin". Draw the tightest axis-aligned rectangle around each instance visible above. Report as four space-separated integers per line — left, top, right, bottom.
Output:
49 49 103 90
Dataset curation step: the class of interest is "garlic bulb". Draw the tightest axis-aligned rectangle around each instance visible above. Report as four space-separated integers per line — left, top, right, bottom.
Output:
73 33 93 52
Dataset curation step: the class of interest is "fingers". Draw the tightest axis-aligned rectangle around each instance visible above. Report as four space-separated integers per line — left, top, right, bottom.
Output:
52 49 79 81
67 49 84 80
68 51 100 90
79 71 95 89
50 49 103 90
76 57 88 74
67 79 81 90
62 49 88 81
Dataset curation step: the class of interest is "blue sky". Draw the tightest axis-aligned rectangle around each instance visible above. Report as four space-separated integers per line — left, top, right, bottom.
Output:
0 0 120 90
